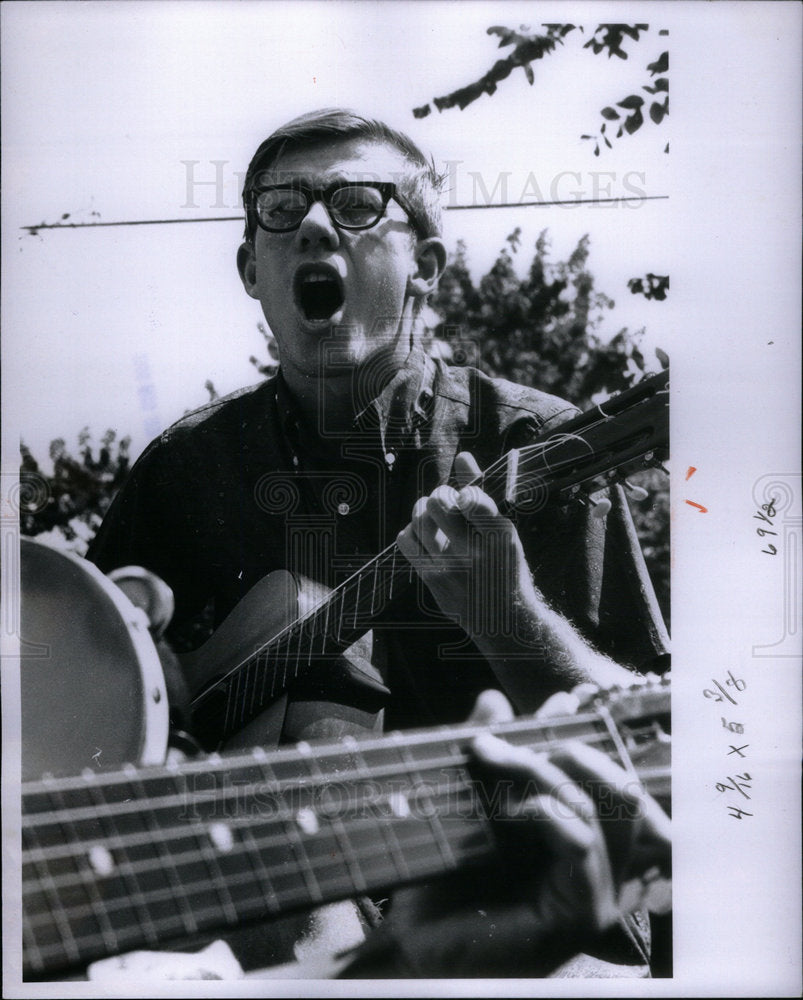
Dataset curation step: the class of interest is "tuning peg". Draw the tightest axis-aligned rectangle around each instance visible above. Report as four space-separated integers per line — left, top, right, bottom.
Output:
589 495 612 518
623 480 649 501
574 490 612 518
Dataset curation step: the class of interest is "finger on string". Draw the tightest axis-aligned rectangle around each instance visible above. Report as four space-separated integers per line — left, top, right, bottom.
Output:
454 451 483 488
426 485 469 550
534 684 601 720
548 741 671 879
396 522 437 575
515 792 596 854
471 733 597 822
456 484 500 523
467 689 515 726
549 741 669 834
404 494 450 557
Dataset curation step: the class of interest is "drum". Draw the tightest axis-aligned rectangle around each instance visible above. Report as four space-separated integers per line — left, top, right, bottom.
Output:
20 537 169 780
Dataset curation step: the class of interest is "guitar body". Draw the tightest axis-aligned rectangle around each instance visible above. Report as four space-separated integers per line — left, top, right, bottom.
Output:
181 570 387 751
180 569 303 699
19 538 170 781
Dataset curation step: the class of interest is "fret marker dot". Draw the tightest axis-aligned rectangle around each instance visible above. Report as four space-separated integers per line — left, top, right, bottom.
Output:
209 822 234 854
88 845 115 878
388 791 411 819
296 807 320 836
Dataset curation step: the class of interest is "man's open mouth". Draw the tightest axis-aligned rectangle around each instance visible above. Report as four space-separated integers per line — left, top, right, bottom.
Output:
293 264 344 323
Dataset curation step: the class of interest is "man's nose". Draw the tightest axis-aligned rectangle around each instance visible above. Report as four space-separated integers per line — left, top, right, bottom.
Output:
295 199 340 251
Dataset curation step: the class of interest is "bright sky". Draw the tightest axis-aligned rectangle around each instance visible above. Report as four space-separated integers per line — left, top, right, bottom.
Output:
3 0 673 461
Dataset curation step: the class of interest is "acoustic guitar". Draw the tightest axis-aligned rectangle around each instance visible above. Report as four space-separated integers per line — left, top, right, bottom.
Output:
184 370 669 747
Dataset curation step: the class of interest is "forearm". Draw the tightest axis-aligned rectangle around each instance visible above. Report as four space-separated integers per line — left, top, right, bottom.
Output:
471 581 633 713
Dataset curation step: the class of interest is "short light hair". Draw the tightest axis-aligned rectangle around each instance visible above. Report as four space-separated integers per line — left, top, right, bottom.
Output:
242 108 444 244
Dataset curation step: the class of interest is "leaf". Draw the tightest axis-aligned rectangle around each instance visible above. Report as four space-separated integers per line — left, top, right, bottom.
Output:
647 51 669 75
580 134 593 140
617 94 644 110
604 136 612 149
524 63 534 85
594 145 600 157
650 101 665 124
664 142 670 153
600 122 606 134
413 104 432 119
652 77 669 92
601 106 620 120
624 108 643 134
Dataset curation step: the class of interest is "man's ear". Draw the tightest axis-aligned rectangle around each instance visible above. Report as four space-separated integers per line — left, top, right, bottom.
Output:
407 237 447 298
237 242 260 299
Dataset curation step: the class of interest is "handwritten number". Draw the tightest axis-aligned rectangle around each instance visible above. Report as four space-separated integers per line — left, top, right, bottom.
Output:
762 544 777 555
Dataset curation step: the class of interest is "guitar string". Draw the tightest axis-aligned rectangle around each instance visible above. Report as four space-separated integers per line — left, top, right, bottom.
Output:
24 725 622 837
22 751 667 942
23 758 670 967
24 688 669 813
23 819 494 969
22 723 665 889
22 694 669 966
23 700 649 810
203 371 668 694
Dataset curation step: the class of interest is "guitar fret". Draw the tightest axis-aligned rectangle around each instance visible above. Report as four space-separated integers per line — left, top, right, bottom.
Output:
270 756 325 906
369 561 378 616
352 574 361 629
24 824 82 969
341 738 410 883
127 773 200 937
302 749 369 896
80 777 161 952
389 549 396 598
391 737 457 872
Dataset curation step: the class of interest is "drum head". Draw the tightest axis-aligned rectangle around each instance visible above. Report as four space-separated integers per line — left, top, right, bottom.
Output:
20 538 169 780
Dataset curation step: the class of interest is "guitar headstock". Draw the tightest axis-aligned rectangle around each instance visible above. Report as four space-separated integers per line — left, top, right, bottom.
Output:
498 369 669 517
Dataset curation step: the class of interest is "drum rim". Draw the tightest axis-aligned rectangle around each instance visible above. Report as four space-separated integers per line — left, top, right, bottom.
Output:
20 536 170 768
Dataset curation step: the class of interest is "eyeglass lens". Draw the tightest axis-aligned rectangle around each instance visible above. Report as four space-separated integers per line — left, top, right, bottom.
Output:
255 185 388 231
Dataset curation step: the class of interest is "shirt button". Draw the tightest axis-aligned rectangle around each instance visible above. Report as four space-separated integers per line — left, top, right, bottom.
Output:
337 502 350 516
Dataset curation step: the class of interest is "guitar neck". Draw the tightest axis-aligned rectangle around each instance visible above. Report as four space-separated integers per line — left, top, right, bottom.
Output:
22 684 670 977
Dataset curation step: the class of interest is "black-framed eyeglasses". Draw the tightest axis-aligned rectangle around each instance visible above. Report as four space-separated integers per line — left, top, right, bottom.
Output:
248 181 415 234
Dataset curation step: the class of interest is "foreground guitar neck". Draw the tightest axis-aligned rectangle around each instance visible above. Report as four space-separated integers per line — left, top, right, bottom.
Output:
21 683 670 977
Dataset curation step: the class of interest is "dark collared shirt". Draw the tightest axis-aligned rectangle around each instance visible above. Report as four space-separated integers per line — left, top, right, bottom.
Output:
88 352 670 733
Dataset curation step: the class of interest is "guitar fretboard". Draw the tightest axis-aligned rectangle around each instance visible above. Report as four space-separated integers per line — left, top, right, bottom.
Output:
22 684 670 977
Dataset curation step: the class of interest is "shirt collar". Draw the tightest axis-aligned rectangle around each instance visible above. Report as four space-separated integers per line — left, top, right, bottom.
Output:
275 348 437 451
